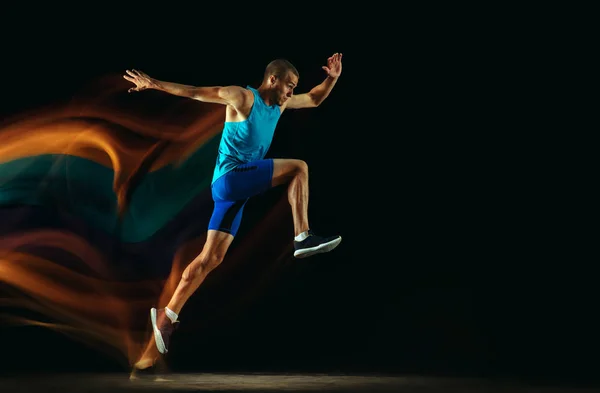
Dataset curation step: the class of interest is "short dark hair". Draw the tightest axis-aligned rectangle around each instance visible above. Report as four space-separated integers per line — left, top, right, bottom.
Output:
263 59 299 81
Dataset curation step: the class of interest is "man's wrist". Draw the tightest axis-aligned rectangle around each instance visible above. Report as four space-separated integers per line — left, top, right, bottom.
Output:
149 78 161 90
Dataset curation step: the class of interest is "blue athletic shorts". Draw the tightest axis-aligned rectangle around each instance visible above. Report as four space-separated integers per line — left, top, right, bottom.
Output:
208 159 274 236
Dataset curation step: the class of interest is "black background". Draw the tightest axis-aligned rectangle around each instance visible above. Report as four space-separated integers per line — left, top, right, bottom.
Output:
0 6 595 388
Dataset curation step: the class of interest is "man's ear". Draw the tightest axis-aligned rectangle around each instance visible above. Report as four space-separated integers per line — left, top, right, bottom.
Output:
269 75 277 85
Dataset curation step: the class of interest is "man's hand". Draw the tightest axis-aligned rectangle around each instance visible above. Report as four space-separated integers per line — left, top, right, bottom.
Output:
322 53 342 78
123 69 156 93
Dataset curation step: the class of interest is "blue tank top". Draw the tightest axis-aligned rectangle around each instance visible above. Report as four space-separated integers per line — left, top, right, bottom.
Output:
211 86 281 184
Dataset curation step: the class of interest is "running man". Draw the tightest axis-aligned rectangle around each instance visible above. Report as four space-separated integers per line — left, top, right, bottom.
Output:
123 53 343 358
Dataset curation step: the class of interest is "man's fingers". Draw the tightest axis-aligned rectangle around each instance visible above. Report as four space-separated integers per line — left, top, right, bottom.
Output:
132 69 146 77
124 70 147 93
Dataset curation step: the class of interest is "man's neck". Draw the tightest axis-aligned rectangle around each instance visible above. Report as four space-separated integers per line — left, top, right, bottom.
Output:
256 85 274 106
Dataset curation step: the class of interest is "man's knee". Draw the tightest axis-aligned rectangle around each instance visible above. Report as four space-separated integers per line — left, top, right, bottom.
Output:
295 159 308 176
273 159 308 186
285 159 308 178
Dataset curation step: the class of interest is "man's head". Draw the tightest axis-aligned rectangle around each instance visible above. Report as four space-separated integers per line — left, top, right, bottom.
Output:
263 59 299 106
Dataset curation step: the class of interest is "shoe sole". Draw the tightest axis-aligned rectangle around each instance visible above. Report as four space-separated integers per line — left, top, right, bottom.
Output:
294 236 342 258
150 308 167 354
130 357 170 381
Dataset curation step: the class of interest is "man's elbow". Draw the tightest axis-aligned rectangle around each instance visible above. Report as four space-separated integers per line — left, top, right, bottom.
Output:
308 93 322 107
192 86 225 103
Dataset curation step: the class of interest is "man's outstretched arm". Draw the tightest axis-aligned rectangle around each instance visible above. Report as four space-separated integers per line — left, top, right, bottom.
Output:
286 53 343 109
123 69 247 107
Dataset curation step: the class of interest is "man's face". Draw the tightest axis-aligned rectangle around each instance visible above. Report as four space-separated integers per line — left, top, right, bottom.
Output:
272 71 298 106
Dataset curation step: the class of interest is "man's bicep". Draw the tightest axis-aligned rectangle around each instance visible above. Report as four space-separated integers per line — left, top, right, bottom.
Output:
286 93 317 109
192 85 246 106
